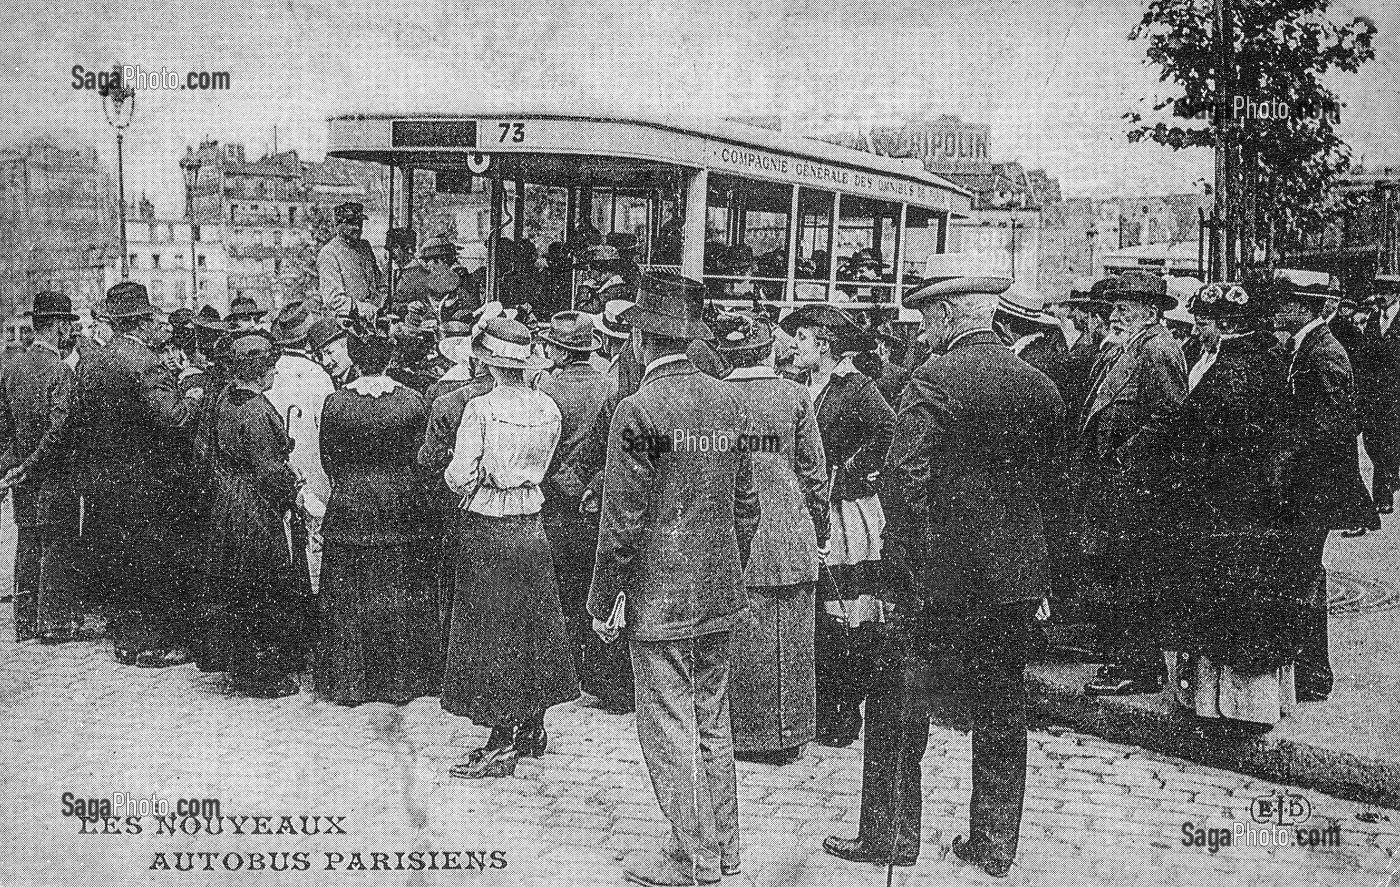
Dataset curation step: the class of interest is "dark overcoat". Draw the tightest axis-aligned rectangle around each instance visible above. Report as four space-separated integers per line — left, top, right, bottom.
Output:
587 357 760 641
1147 331 1304 671
70 334 198 512
204 387 304 587
883 330 1065 614
0 343 75 528
1071 324 1186 564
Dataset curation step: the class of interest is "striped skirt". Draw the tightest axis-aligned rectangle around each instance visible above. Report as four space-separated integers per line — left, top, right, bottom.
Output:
827 495 884 567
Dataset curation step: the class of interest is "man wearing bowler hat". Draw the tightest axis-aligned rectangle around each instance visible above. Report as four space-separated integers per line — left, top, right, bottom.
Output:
0 291 80 642
1269 269 1377 701
589 272 759 886
1074 270 1186 696
226 295 267 331
824 270 1064 879
318 201 383 318
70 281 204 666
537 312 621 704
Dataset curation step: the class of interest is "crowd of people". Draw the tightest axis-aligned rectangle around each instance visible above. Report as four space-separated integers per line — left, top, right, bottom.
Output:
2 209 1396 882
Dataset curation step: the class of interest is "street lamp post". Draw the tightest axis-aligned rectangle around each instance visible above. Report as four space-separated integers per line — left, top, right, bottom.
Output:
99 66 136 280
180 148 200 308
1087 224 1098 278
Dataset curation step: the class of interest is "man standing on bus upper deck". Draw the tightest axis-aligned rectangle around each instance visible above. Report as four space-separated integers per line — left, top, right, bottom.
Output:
317 202 383 318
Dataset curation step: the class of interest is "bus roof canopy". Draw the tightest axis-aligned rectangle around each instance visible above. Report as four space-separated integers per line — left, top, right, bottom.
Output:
327 112 972 216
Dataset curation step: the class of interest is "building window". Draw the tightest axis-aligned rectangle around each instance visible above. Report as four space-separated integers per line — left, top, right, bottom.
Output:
174 279 186 302
288 207 297 226
129 253 138 269
152 254 161 269
197 254 207 269
198 279 206 292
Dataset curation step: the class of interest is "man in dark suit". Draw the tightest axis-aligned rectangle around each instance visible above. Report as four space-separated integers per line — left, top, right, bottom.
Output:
824 272 1064 878
589 273 759 887
538 312 623 707
0 292 78 641
1074 271 1187 695
70 282 203 666
1361 274 1400 514
1039 280 1114 615
1270 269 1378 701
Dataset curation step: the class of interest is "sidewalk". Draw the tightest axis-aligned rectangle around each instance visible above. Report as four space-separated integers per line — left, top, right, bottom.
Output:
1027 488 1400 809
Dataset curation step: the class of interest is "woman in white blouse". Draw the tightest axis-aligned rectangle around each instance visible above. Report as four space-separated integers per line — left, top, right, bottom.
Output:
441 316 579 778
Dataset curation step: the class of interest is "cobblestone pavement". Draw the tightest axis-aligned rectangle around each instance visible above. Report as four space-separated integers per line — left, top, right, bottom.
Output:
4 505 1400 887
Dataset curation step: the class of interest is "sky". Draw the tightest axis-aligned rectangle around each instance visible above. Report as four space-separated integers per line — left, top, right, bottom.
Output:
1 0 1396 216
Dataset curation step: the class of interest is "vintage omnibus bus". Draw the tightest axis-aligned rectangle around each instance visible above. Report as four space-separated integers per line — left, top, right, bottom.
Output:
325 112 973 319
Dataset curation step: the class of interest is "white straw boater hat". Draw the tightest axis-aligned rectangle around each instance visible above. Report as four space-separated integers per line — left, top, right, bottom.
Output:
996 281 1059 327
594 298 635 341
470 316 551 370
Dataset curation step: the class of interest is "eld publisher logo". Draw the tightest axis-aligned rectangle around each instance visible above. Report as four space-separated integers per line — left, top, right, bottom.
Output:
1251 792 1312 826
1181 793 1339 853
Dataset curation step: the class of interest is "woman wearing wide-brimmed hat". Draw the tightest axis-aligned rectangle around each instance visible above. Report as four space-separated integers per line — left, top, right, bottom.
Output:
440 316 578 778
201 331 314 697
717 312 830 763
778 303 894 747
1146 280 1301 727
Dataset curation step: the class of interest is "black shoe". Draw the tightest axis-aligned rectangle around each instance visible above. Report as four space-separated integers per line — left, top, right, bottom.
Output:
513 725 547 758
821 835 917 867
950 836 1011 878
449 746 520 779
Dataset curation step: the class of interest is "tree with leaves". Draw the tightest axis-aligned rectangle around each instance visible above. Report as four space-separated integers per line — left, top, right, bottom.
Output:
1126 0 1375 273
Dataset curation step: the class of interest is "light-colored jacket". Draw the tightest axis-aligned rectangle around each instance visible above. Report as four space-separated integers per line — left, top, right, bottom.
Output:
317 235 382 316
265 350 335 510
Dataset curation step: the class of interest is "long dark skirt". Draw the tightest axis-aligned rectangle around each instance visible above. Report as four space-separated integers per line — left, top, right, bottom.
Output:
316 541 442 705
732 582 816 753
441 511 579 726
203 578 315 691
201 516 314 690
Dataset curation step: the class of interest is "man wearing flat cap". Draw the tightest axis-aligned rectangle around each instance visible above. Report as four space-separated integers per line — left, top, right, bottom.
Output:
317 201 383 318
69 281 204 666
1073 270 1186 696
589 272 759 887
420 236 481 322
1270 269 1377 701
0 291 80 642
538 312 618 699
826 271 1063 878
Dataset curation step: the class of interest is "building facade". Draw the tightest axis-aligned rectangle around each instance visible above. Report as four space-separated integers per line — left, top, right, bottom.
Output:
0 139 116 344
184 139 386 313
102 194 229 314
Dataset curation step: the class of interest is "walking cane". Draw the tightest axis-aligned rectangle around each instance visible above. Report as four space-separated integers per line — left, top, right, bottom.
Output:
282 404 303 563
